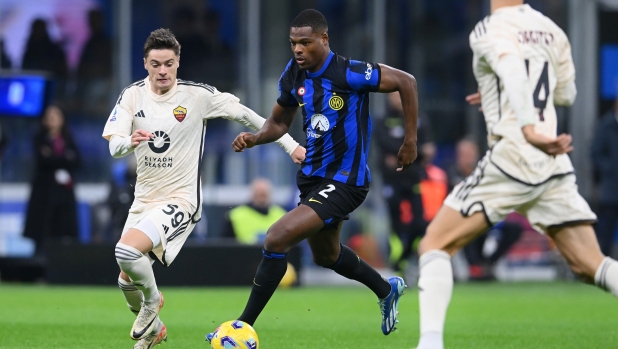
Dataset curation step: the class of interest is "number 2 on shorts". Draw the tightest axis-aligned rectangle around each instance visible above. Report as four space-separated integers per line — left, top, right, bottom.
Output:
319 184 336 198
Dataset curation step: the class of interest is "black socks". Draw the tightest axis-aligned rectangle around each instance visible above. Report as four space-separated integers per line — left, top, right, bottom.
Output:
326 244 391 299
238 250 288 325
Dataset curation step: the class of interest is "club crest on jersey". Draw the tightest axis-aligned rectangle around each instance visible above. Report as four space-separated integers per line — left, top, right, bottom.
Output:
297 86 306 96
308 113 330 139
329 95 344 110
173 106 187 122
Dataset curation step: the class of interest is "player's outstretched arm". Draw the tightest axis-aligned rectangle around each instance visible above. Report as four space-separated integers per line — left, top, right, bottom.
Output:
231 103 305 163
108 130 153 158
376 64 418 171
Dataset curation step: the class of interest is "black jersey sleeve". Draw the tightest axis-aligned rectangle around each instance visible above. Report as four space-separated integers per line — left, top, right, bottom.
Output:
346 60 381 93
276 59 298 108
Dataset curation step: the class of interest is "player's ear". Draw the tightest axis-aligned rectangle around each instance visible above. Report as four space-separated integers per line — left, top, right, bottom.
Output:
143 57 147 70
321 31 329 45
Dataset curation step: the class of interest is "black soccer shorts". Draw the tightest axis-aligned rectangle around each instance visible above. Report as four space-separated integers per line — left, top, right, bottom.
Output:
296 171 369 230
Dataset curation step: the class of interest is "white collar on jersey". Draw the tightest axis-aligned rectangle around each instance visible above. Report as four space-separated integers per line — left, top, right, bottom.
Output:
493 3 530 15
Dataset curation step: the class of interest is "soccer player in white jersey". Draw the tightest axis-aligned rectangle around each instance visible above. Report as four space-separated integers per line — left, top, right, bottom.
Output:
102 29 305 348
414 1 618 348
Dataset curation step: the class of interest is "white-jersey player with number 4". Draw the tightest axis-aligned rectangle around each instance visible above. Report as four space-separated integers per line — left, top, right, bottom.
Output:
414 1 618 348
102 29 305 349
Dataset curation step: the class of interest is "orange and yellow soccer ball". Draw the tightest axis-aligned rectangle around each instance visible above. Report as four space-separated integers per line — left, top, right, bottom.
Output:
210 320 259 349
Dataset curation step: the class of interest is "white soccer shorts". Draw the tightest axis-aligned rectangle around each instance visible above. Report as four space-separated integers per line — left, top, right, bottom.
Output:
122 202 196 266
444 155 596 234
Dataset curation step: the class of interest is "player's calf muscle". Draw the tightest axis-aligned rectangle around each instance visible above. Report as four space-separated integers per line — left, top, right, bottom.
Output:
550 224 605 282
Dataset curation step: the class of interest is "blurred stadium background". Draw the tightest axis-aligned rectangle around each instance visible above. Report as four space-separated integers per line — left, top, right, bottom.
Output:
0 0 617 286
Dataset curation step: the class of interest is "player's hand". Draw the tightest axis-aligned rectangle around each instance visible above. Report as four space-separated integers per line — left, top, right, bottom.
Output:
290 145 306 164
131 129 154 147
232 132 258 152
396 141 418 171
465 91 483 111
522 125 573 156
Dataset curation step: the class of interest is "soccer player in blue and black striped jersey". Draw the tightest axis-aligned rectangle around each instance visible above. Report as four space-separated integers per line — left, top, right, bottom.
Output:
206 9 419 341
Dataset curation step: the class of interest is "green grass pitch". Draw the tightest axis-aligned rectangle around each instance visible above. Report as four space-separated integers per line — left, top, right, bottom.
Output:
0 282 617 348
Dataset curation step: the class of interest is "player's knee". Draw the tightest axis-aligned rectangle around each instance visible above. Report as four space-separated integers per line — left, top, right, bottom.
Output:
263 230 290 254
115 242 142 265
418 224 445 255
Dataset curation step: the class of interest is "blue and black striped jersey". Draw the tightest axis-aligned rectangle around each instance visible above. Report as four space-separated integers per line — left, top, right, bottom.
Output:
277 51 381 187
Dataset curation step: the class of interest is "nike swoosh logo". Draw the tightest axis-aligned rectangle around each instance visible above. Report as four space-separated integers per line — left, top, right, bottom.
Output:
132 316 158 339
253 279 262 287
299 103 306 107
308 198 322 204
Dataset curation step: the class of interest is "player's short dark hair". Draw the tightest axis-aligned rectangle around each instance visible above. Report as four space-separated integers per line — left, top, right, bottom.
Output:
143 28 181 58
290 9 328 33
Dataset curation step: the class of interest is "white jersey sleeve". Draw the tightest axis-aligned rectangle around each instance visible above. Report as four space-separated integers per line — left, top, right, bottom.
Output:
203 91 299 154
202 90 242 120
102 81 141 140
554 38 577 106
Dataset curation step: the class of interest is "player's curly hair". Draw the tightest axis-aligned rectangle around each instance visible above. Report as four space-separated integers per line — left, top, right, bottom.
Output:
143 28 181 58
290 9 328 33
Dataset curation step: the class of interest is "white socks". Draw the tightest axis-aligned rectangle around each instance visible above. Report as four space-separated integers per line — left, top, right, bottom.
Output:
595 257 618 297
417 250 453 349
118 277 144 315
115 243 160 305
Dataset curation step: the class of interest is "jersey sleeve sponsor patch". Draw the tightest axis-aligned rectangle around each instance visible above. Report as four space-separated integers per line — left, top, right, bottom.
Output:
346 60 380 93
102 97 133 139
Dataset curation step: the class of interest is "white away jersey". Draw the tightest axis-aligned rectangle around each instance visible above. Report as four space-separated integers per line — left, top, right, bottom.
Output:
102 78 243 221
470 4 575 184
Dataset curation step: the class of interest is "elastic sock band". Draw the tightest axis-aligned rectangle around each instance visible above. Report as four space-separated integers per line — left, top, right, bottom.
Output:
262 249 287 259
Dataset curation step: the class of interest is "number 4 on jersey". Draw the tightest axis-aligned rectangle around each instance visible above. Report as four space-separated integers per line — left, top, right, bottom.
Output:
524 59 549 121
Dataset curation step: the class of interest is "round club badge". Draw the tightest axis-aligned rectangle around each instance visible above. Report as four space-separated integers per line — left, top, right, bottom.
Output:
297 86 306 96
329 95 344 110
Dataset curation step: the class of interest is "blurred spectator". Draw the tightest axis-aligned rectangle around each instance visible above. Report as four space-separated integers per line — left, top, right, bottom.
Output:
23 105 80 256
448 138 522 280
75 9 112 116
591 96 618 256
201 8 234 92
1 40 11 69
21 19 68 103
419 141 448 223
220 178 287 244
171 5 210 84
0 121 6 159
105 157 137 242
375 92 430 273
446 138 478 186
